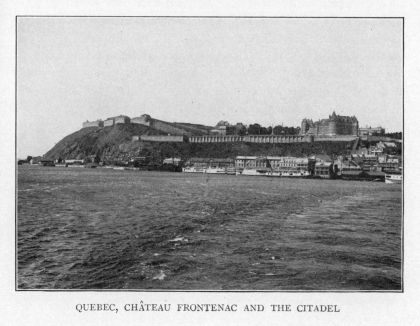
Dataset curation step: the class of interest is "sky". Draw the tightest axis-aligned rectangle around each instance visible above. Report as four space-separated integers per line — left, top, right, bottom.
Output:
17 17 403 158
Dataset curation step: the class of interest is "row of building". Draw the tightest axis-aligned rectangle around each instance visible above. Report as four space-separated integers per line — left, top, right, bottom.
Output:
181 152 401 178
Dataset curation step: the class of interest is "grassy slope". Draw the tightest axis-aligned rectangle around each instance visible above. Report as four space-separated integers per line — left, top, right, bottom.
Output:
44 124 166 160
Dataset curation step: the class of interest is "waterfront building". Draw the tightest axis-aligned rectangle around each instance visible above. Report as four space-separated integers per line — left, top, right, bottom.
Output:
314 161 333 178
235 156 270 170
300 111 358 137
267 156 310 173
186 157 234 169
235 156 311 174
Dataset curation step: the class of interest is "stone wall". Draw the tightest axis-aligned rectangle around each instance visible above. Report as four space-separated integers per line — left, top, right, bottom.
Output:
82 120 104 128
188 135 312 143
139 135 186 142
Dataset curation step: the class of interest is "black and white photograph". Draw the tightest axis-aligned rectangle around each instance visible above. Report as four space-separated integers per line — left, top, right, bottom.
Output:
16 16 403 292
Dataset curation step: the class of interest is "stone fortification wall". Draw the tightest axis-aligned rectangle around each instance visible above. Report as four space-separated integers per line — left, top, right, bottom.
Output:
188 135 312 143
104 119 114 127
115 115 130 124
82 120 103 128
131 114 151 126
139 135 186 142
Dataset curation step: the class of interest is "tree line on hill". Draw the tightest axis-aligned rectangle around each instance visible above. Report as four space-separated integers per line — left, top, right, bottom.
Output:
232 123 300 136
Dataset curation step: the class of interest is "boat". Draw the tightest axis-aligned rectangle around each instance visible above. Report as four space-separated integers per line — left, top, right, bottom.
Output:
281 170 310 177
204 167 226 174
266 171 282 177
226 167 236 175
385 171 402 184
182 166 205 173
241 167 270 176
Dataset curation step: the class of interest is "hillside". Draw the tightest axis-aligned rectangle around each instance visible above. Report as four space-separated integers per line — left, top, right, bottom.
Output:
44 121 356 164
44 123 166 160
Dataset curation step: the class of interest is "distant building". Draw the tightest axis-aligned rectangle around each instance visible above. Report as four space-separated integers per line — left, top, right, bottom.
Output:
359 126 385 136
369 141 398 155
82 119 104 128
210 120 236 136
300 111 358 136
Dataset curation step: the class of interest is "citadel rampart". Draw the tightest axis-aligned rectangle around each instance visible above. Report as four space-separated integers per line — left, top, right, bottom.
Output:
82 120 104 128
188 135 313 143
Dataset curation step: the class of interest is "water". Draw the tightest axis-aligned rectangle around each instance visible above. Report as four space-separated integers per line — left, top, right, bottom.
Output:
17 165 402 290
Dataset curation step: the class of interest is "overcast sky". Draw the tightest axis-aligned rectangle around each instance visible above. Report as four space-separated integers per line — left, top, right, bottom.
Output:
17 17 402 157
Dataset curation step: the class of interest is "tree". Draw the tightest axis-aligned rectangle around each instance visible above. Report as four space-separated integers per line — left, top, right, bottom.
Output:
247 123 262 135
273 125 284 135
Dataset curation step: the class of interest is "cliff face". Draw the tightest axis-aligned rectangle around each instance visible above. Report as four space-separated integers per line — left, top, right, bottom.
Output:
44 121 356 163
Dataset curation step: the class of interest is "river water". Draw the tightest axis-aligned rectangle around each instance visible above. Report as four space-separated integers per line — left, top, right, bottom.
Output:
17 165 402 290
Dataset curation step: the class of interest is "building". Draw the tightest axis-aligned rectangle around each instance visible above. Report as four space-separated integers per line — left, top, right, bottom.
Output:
369 141 398 155
314 162 333 178
185 157 234 169
235 156 270 170
267 156 310 173
82 119 104 128
210 121 237 136
300 111 358 136
359 126 385 136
